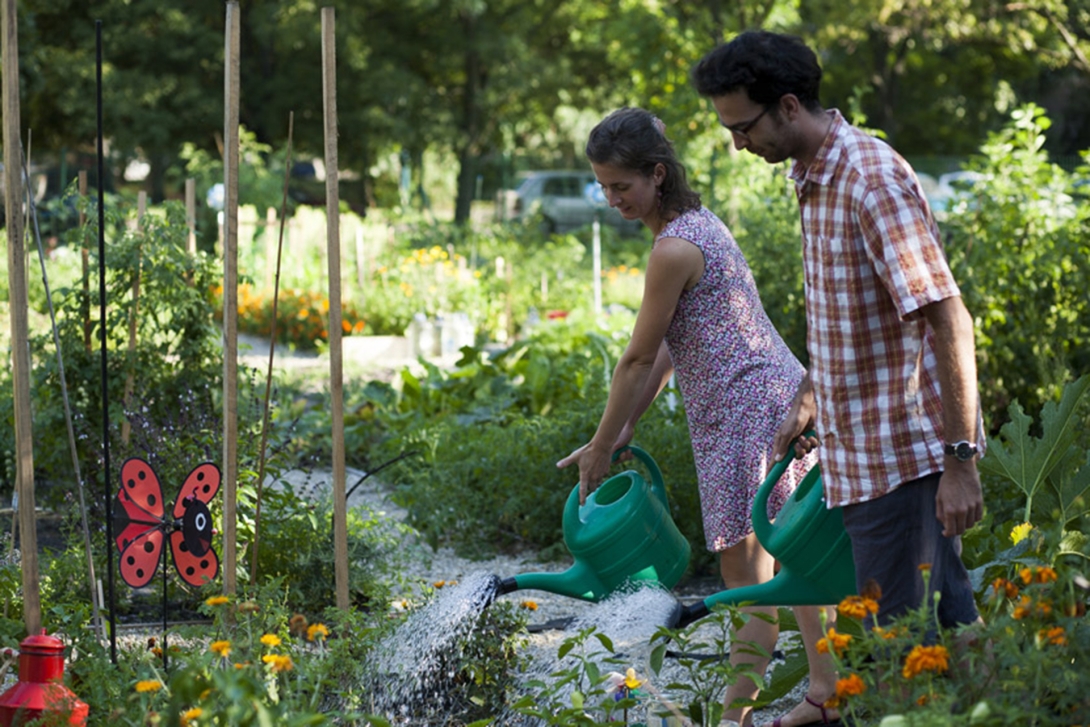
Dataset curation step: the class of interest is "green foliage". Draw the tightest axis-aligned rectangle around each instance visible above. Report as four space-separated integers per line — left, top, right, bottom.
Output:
647 605 770 726
942 104 1090 425
511 626 638 726
821 563 1090 725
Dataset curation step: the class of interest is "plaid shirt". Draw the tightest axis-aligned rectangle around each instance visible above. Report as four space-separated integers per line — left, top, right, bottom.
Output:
790 110 978 507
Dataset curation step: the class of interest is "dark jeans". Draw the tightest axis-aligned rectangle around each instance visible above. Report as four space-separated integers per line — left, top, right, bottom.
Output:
841 472 980 629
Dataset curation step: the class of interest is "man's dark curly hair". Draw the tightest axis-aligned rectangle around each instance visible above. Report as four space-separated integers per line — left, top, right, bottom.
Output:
692 30 823 113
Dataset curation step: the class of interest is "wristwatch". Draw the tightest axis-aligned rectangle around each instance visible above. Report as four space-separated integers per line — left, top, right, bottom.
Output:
944 440 979 462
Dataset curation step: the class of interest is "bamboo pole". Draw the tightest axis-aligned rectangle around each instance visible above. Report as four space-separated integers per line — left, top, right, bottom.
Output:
222 1 241 596
185 178 196 255
80 172 91 351
121 192 145 445
3 0 42 635
322 6 349 611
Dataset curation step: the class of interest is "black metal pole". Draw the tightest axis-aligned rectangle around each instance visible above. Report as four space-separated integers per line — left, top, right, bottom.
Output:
97 19 117 664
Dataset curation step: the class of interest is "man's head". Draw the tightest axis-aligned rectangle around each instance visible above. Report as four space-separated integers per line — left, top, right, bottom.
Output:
692 31 826 164
691 31 823 111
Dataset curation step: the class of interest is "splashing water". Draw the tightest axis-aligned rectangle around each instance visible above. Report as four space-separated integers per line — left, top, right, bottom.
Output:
364 570 501 723
498 583 683 726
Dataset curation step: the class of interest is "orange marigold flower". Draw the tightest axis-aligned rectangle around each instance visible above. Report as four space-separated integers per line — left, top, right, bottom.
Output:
917 694 930 706
835 673 866 699
991 578 1019 599
135 679 163 693
521 600 539 611
262 653 294 672
816 628 852 656
902 644 950 679
1038 626 1067 646
871 625 899 640
1013 595 1033 620
209 640 231 658
1035 567 1058 584
181 707 203 726
204 595 230 607
838 595 880 620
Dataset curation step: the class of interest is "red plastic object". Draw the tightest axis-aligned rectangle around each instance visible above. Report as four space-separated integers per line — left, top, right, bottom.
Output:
0 630 89 726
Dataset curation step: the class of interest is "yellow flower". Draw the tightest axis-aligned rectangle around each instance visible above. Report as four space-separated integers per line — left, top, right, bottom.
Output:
260 634 281 647
623 667 642 690
1010 522 1033 544
307 623 330 642
815 628 852 656
181 707 203 726
262 653 295 672
902 644 950 679
204 595 229 607
433 580 447 589
135 679 163 693
520 600 539 611
837 595 879 620
209 640 231 658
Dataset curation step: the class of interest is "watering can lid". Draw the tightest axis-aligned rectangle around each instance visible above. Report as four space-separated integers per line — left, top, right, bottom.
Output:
20 629 63 654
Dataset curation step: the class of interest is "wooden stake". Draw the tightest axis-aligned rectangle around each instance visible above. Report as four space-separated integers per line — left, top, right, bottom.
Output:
185 178 196 256
121 192 145 445
3 0 42 634
222 1 241 596
322 6 349 611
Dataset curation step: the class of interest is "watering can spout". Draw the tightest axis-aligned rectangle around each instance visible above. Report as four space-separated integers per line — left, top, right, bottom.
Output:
499 561 608 603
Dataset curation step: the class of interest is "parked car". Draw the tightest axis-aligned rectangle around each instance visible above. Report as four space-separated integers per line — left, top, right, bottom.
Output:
927 170 987 213
495 170 643 235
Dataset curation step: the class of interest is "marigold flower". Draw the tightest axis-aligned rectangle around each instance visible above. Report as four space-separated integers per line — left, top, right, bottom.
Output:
837 595 879 620
1013 595 1033 620
204 595 229 607
835 673 866 701
902 644 950 679
871 625 899 640
520 600 539 611
816 628 852 656
262 653 294 672
135 679 163 693
307 623 330 642
432 580 447 589
1038 626 1066 646
209 640 231 658
918 563 932 573
181 707 203 725
260 634 281 647
991 578 1019 599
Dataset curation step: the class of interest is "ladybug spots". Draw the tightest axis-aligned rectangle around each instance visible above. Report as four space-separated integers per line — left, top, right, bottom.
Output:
185 566 195 576
179 541 189 552
127 555 136 566
201 560 210 569
143 541 155 553
138 469 146 480
146 494 157 508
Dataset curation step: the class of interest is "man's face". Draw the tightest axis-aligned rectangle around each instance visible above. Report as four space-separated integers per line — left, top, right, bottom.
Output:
712 91 791 165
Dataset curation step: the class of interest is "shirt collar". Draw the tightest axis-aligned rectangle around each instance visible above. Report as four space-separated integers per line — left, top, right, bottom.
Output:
789 109 845 188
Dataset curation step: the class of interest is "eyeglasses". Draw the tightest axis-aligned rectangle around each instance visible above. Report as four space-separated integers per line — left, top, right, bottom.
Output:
724 105 772 140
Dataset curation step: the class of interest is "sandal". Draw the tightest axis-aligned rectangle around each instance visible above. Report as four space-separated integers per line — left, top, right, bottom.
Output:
770 694 841 727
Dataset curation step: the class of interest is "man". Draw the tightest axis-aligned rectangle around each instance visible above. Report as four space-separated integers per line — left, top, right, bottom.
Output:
692 31 985 727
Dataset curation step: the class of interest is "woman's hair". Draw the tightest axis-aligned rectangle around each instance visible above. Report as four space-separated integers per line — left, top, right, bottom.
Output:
585 107 701 214
692 30 823 112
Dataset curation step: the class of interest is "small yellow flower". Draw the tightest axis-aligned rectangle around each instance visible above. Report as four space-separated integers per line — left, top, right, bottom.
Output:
135 679 163 693
260 634 281 647
204 595 229 607
623 667 642 690
262 653 295 672
209 640 231 658
181 707 202 726
432 580 447 589
307 623 330 642
902 644 949 679
520 600 539 611
1010 522 1033 544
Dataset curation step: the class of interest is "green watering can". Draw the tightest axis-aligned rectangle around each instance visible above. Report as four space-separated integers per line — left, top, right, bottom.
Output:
674 452 856 627
497 446 691 602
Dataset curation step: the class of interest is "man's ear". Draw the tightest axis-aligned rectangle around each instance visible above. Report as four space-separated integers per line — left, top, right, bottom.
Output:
779 93 803 121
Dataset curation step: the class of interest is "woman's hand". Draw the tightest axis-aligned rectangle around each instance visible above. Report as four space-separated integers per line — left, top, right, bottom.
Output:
557 441 614 505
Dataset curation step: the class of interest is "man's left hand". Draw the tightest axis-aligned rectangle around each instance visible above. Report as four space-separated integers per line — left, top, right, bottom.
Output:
935 464 983 536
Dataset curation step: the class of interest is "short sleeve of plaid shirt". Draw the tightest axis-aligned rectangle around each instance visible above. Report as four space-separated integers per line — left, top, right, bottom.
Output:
796 113 965 506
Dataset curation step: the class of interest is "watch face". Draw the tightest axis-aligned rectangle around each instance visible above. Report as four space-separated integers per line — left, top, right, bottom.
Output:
955 442 976 461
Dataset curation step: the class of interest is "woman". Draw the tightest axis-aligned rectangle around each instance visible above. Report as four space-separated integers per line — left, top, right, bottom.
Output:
557 107 838 727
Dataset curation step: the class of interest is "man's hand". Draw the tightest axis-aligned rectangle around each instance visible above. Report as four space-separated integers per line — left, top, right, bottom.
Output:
773 375 819 461
935 463 983 536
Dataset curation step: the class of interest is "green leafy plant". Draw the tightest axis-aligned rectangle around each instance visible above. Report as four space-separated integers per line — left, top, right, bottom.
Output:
647 605 769 727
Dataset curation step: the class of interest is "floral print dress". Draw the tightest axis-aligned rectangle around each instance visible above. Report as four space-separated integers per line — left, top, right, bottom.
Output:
661 207 815 552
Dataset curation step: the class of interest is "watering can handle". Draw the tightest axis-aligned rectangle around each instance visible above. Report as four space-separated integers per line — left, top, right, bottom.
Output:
751 433 815 537
613 445 669 509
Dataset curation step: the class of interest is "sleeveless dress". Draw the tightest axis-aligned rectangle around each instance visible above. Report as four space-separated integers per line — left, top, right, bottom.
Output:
661 207 815 552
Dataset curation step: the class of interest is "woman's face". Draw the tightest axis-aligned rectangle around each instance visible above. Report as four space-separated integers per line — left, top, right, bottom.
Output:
590 162 662 221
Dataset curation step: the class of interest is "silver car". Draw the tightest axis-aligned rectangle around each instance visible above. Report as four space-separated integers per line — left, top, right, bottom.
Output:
496 170 643 235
